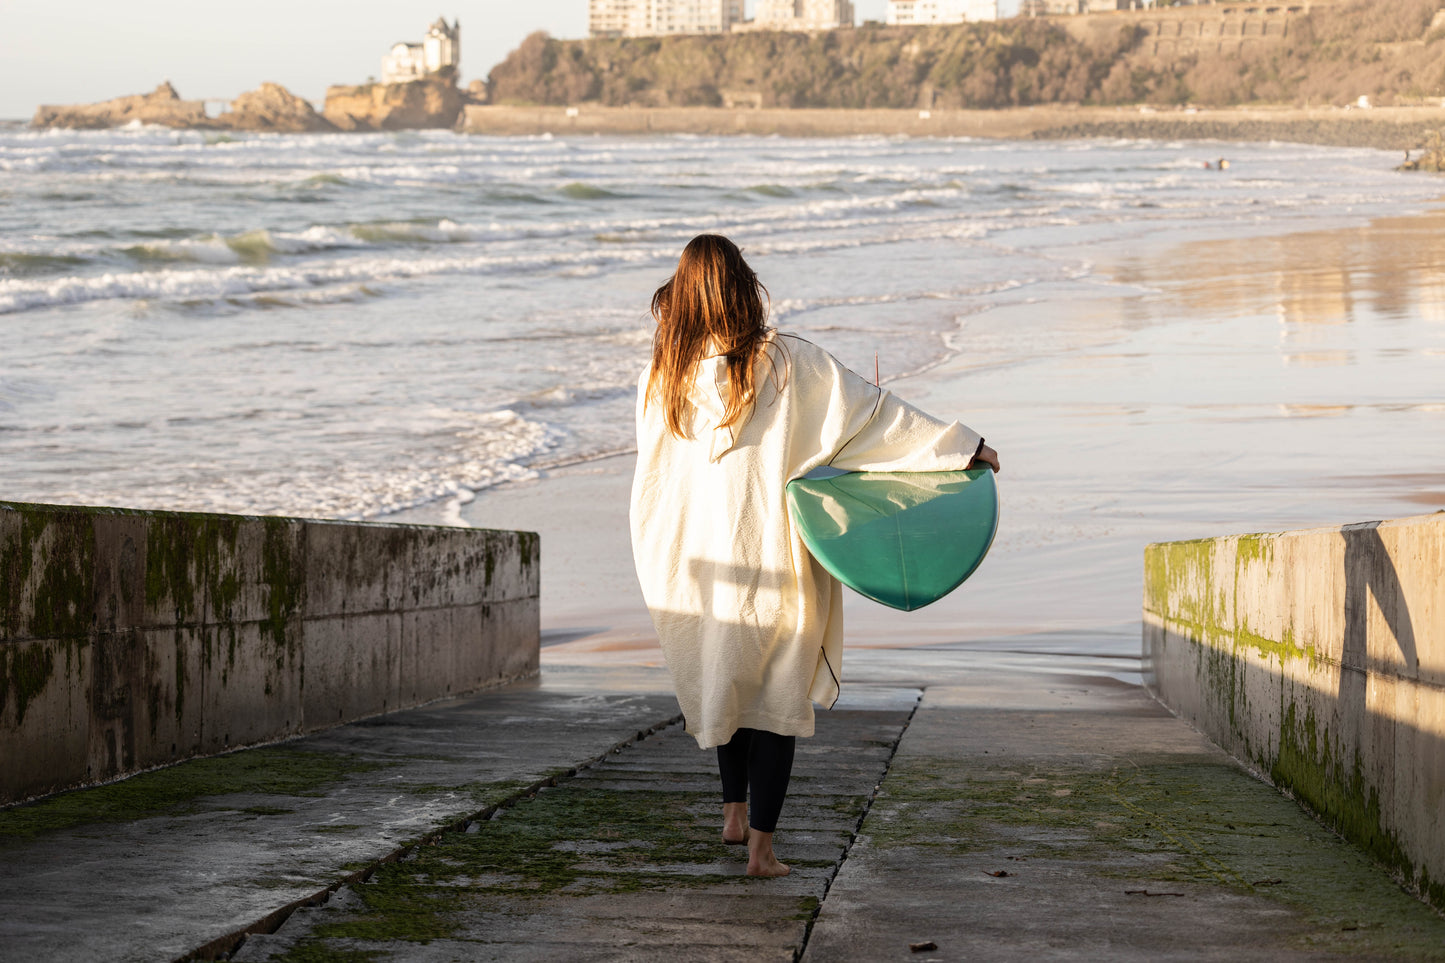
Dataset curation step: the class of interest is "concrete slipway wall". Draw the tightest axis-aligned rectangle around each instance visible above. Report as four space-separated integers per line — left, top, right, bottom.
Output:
1143 512 1444 910
0 501 539 806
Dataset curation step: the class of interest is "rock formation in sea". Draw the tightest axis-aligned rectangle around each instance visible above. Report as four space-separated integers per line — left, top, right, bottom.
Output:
322 73 465 131
32 72 479 135
213 83 336 133
1398 129 1445 172
32 82 209 130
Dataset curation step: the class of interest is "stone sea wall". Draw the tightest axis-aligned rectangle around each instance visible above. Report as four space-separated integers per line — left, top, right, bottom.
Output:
0 501 539 806
1143 512 1445 909
462 103 1445 150
1058 2 1304 58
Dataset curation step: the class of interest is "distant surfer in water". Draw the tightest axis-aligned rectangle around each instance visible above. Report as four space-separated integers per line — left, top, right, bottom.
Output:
630 234 998 876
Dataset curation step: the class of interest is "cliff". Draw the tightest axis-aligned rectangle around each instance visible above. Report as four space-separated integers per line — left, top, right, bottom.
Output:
32 82 210 130
214 82 336 133
322 74 465 131
487 22 1118 110
486 0 1445 110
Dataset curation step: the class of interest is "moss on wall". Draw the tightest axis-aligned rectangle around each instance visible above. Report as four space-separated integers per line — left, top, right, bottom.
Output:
2 502 537 806
1146 517 1445 913
260 518 303 653
0 641 57 727
0 507 94 642
1271 700 1414 896
143 514 243 626
1145 534 1314 666
1144 537 1222 643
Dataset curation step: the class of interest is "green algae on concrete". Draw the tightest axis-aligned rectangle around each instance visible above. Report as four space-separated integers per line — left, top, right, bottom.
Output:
1144 533 1314 667
0 505 95 642
1144 537 1217 634
1144 515 1445 915
255 711 872 963
0 746 388 841
274 778 816 957
0 506 96 731
259 517 303 653
267 781 751 954
144 514 241 627
0 639 59 728
870 753 1445 957
1272 700 1418 903
2 500 541 807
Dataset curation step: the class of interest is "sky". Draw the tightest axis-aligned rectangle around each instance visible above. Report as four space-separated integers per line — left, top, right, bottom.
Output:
0 0 1018 120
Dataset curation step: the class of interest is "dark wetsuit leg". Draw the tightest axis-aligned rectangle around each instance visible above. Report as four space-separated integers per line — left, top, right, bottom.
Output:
717 727 797 831
745 729 795 833
716 727 752 804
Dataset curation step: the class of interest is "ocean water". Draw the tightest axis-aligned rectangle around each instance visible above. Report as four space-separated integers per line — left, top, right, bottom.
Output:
2 127 1441 522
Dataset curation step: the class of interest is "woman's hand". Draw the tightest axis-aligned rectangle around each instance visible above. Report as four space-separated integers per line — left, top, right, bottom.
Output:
971 443 1000 473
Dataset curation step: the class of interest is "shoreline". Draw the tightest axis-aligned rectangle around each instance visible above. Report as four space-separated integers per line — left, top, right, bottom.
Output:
16 103 1444 152
463 103 1445 150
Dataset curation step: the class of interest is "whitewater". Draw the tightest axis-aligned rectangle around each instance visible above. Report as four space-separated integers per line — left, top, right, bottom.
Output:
1 126 1440 522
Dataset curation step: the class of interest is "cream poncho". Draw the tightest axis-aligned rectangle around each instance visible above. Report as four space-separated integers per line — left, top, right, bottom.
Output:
629 333 982 749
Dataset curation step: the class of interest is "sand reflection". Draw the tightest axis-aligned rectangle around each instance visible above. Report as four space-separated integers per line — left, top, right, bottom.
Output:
1112 205 1445 341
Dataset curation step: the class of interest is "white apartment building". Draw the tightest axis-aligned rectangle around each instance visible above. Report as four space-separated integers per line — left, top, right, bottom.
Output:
886 0 997 25
753 0 856 31
1019 0 1124 12
590 0 646 36
589 0 744 37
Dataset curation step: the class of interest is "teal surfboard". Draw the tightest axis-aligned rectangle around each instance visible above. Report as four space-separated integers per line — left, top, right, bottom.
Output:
785 468 999 612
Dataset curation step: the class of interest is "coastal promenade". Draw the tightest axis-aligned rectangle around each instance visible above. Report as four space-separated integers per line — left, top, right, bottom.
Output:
3 637 1443 961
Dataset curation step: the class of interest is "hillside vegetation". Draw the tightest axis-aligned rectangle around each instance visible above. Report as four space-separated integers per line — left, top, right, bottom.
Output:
1129 0 1445 105
486 0 1445 109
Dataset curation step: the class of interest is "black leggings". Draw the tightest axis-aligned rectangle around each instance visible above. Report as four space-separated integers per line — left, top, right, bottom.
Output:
716 727 796 833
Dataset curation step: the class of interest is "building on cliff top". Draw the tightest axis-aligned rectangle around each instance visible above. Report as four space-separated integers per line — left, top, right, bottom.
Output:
886 0 996 23
746 0 856 31
382 17 460 84
589 0 743 37
1019 0 1177 12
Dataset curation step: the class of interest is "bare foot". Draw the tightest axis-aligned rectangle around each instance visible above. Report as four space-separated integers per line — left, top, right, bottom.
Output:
746 829 791 877
722 801 749 845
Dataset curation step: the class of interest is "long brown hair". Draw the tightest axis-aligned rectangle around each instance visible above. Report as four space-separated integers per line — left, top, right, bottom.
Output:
647 234 771 439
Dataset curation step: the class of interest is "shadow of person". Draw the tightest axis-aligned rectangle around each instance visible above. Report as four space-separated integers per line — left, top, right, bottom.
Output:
1341 521 1419 679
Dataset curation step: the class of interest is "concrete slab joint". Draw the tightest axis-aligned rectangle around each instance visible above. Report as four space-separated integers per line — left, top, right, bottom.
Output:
1142 511 1445 911
0 501 541 805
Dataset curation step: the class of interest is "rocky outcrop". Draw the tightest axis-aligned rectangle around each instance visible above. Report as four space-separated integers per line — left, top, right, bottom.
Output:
213 82 336 132
32 82 210 130
1398 129 1445 172
322 75 464 131
33 76 467 134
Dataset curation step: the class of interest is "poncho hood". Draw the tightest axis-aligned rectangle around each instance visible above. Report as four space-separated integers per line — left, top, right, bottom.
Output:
686 353 743 462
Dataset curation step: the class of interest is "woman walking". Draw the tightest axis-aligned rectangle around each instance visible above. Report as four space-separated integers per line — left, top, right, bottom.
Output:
630 235 998 877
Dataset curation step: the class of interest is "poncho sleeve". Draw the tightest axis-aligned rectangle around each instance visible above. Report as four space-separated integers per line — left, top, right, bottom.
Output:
775 335 983 479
